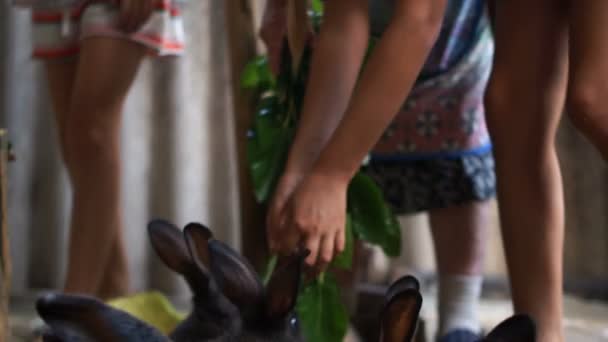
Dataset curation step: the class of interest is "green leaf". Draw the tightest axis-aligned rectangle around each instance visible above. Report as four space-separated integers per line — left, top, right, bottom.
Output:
311 0 323 14
262 255 278 285
241 56 275 91
296 274 349 342
253 95 281 149
247 127 290 203
246 95 293 203
348 172 401 257
331 214 354 269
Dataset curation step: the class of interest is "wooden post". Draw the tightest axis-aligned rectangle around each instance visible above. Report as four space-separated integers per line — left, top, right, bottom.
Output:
0 129 11 341
225 0 268 271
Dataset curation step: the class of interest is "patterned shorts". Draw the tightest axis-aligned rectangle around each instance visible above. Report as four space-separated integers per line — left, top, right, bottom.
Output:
31 0 185 59
365 152 496 215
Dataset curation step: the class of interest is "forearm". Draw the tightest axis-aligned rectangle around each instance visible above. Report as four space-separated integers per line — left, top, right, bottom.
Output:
312 0 448 181
284 1 369 176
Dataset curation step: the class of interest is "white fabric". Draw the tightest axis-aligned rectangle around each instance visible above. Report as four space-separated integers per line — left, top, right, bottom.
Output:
438 274 483 336
12 0 188 10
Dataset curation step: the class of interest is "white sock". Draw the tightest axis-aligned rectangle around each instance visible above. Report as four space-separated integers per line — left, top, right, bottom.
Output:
437 274 483 336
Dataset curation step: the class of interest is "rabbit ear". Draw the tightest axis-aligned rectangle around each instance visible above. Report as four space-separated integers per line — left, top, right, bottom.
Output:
205 239 266 309
385 275 420 304
36 293 169 342
379 288 422 342
179 223 228 297
149 220 222 304
183 223 265 309
483 314 536 342
148 219 192 274
264 251 308 320
183 222 213 270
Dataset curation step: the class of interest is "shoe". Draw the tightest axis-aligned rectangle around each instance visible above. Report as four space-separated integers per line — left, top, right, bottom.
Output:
436 329 481 342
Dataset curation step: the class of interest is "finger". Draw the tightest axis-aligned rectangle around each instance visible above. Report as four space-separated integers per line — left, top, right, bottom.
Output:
303 235 320 266
267 209 287 253
335 228 346 254
318 234 334 268
279 217 301 255
267 197 289 252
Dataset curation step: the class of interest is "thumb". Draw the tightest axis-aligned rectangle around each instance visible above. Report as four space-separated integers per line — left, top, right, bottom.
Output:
267 194 289 252
279 202 302 255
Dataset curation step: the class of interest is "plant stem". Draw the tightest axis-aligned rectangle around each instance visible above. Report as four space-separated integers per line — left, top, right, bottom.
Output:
262 255 278 285
318 271 326 285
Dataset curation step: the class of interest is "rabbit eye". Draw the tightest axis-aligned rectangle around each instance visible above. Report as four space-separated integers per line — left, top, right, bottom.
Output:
289 316 299 330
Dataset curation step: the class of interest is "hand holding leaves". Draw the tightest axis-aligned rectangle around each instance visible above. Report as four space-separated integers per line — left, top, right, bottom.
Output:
276 172 348 269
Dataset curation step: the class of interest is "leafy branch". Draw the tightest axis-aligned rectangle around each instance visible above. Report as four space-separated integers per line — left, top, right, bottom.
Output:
242 2 400 341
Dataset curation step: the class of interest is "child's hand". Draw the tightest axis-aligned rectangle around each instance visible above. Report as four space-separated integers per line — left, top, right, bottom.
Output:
118 0 155 33
267 173 303 254
273 172 347 270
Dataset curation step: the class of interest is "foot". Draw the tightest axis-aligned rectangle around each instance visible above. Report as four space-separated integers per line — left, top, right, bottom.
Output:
436 329 481 342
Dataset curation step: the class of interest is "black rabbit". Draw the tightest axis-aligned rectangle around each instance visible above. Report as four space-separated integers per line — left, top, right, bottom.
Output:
36 292 169 341
36 219 537 342
36 219 305 342
380 275 537 342
148 219 305 342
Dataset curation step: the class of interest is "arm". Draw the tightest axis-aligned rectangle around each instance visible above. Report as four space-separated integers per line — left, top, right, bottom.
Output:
311 0 448 182
266 0 370 257
284 0 371 179
278 0 448 267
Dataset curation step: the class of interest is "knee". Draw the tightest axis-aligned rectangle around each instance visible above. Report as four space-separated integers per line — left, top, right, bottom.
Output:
566 80 608 134
483 77 524 147
483 77 554 162
66 106 119 168
68 124 117 166
483 78 510 136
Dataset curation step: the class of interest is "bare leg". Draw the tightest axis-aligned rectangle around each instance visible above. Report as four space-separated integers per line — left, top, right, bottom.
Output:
44 60 77 161
61 37 145 297
97 235 130 300
484 1 568 341
566 0 608 160
429 201 488 276
45 60 130 299
429 201 489 336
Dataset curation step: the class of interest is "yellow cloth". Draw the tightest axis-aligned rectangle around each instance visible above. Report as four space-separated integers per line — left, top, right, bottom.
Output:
107 291 186 335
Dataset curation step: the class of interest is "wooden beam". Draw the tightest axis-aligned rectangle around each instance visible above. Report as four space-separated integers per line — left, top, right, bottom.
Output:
225 0 268 270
